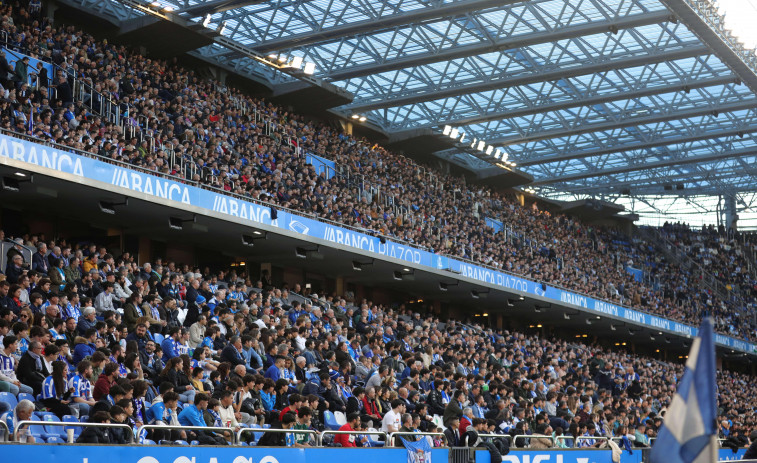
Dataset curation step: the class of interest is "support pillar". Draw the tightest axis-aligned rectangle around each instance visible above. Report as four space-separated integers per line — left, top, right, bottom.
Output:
724 194 738 231
138 236 152 265
46 0 58 21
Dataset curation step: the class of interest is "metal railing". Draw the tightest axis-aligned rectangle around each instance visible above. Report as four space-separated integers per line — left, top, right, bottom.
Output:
389 431 443 446
319 429 388 446
237 427 317 446
137 424 235 442
0 418 9 441
575 436 609 447
14 420 135 443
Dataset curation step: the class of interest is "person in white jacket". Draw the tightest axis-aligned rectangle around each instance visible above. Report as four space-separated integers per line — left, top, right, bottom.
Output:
189 316 207 349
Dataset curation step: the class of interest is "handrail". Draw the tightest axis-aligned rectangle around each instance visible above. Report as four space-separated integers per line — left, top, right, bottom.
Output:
0 418 9 441
137 424 234 443
389 431 443 446
237 426 317 446
319 429 388 446
555 435 575 447
14 420 135 443
575 436 609 447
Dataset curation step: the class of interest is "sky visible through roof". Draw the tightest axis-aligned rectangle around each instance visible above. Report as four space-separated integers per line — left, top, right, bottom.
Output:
604 1 757 228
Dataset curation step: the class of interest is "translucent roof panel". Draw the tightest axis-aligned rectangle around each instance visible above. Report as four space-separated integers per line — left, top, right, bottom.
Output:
104 0 757 200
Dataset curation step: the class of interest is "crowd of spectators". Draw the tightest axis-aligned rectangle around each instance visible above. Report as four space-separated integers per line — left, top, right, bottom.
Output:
0 1 753 343
0 230 755 450
0 0 754 340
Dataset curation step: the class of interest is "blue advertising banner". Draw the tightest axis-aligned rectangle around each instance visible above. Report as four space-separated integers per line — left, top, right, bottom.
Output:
0 443 745 463
500 449 612 463
0 444 452 463
1 132 754 354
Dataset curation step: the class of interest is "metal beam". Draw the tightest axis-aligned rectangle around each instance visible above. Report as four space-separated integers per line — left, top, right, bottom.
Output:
426 75 735 130
326 10 672 81
519 121 757 167
531 145 757 185
342 44 709 112
659 0 757 96
179 0 266 17
109 0 352 98
492 99 757 146
251 0 518 54
558 168 757 195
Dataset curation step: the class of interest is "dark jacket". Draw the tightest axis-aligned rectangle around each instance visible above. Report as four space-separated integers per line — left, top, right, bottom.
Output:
443 400 463 428
31 251 49 274
256 423 288 446
17 351 47 394
221 344 246 367
444 427 461 447
76 426 112 444
123 302 142 332
428 389 445 415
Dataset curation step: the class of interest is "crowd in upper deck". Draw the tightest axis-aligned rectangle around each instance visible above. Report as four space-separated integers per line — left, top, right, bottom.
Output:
0 0 753 347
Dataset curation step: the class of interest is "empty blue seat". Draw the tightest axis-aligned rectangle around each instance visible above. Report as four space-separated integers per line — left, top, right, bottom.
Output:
153 333 164 344
324 411 340 430
62 415 82 438
175 440 189 445
27 421 47 440
142 439 157 445
0 392 17 411
45 436 65 443
250 424 264 441
190 440 199 446
40 413 65 439
17 393 35 404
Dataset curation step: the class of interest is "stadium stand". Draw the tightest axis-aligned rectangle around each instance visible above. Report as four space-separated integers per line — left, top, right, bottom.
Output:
0 229 755 450
0 0 754 457
0 3 752 345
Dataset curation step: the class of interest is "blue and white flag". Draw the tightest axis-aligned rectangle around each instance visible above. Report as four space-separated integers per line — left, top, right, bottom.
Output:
650 317 717 463
401 436 432 463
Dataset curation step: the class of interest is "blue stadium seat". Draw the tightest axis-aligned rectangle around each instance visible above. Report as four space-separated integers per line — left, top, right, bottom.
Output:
45 436 65 443
40 413 65 439
174 440 189 445
0 392 18 410
142 439 157 445
62 415 82 438
250 424 264 442
26 421 47 441
153 333 164 344
323 411 340 430
17 393 35 404
190 440 199 446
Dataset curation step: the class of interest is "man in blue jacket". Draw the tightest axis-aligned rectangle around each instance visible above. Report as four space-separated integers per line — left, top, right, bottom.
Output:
178 393 227 445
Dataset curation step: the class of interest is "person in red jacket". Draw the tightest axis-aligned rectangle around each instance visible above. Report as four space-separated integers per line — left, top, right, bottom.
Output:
92 362 118 400
361 386 382 423
334 412 368 448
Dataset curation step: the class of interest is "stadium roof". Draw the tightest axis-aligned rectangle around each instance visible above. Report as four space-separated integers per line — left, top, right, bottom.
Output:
61 0 757 208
